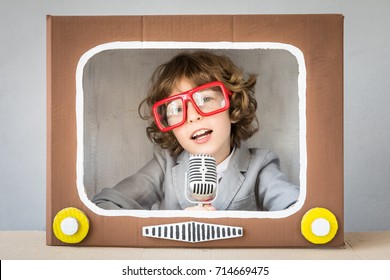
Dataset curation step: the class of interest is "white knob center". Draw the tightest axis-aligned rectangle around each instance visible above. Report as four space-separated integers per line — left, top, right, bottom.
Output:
60 217 79 236
311 218 330 237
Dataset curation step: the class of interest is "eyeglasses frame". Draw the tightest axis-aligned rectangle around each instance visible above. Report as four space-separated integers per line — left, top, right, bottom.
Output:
152 81 232 132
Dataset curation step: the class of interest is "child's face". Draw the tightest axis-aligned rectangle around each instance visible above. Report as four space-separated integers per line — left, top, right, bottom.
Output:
170 79 232 164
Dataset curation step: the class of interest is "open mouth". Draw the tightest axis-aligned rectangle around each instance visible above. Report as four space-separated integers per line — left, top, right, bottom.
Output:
191 129 213 140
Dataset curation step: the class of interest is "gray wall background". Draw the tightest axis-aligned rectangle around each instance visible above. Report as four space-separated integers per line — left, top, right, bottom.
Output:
1 0 389 232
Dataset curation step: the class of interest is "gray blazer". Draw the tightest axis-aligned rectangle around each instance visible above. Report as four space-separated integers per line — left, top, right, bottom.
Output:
92 142 299 211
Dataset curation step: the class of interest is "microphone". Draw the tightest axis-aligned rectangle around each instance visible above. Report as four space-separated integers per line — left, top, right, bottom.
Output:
185 154 218 206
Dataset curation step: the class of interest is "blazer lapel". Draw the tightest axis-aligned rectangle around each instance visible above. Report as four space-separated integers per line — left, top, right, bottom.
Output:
212 169 244 210
212 143 251 210
171 151 194 209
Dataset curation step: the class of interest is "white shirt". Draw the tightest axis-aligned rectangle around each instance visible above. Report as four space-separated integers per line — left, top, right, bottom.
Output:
216 146 236 182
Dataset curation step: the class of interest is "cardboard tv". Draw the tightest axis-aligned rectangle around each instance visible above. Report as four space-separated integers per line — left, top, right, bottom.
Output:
47 15 344 247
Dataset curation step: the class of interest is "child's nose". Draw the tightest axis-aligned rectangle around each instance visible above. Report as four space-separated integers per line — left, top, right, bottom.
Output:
186 102 203 123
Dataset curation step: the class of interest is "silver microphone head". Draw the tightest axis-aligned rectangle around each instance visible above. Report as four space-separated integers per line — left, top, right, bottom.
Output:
185 154 218 204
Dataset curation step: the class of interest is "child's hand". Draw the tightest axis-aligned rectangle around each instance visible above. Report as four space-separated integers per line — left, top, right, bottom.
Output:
184 204 216 211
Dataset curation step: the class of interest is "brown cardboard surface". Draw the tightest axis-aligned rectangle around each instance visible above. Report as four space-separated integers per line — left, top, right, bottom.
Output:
3 232 390 259
47 15 344 247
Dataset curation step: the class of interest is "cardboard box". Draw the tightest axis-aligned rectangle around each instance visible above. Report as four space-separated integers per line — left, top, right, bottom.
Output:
47 15 344 247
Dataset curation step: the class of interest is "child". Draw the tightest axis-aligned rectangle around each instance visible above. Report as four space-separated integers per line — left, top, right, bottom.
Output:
92 51 299 211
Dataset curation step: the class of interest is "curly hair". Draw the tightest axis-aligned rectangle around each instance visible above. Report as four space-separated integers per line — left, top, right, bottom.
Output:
138 51 259 155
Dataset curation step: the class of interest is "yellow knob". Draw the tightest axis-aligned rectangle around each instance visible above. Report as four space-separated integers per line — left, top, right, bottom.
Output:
53 207 89 244
301 207 338 244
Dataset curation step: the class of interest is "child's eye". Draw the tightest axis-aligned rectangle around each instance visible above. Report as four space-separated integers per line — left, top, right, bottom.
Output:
166 101 183 117
202 96 213 103
194 92 215 106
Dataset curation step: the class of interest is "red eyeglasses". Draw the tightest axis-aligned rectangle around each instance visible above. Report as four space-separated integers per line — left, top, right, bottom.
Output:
152 81 232 132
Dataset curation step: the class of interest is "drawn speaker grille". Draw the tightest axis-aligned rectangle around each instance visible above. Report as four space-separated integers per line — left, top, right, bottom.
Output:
143 221 243 243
